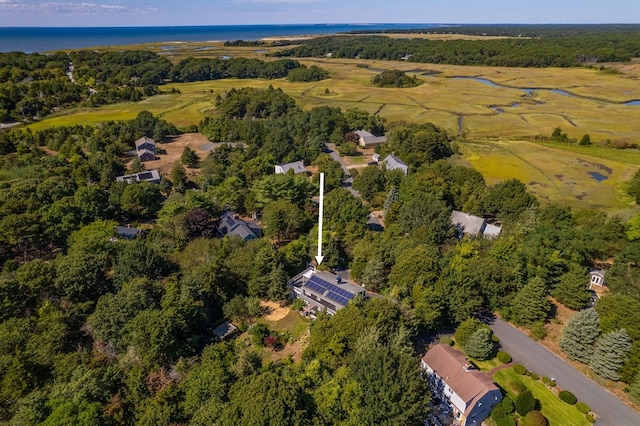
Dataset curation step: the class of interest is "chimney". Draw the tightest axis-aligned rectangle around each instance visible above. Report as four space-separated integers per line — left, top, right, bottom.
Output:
335 276 342 284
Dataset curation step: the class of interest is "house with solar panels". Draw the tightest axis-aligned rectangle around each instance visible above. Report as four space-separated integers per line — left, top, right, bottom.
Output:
217 211 261 241
288 267 366 317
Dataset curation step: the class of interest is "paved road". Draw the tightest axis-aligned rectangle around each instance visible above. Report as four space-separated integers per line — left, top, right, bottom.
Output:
491 318 640 426
325 143 360 198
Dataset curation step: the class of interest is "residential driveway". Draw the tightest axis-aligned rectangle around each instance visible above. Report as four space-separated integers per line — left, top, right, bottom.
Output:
325 143 360 198
491 318 640 426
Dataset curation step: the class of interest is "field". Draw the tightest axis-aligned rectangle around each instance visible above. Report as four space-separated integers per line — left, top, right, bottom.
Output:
22 43 640 213
493 367 591 426
455 139 639 215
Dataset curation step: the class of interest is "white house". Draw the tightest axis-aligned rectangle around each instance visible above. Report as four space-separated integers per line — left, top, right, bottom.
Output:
589 269 606 288
275 160 306 174
422 344 502 426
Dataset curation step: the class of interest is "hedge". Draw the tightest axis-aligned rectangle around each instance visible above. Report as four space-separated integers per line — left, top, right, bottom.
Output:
559 390 577 405
530 373 539 380
513 364 527 375
497 351 512 363
576 402 590 414
586 414 595 423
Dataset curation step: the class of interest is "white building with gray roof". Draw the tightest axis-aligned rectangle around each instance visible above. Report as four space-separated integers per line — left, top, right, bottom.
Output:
451 211 502 239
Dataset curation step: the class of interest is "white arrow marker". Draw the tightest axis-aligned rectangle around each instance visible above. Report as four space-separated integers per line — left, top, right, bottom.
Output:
315 172 325 265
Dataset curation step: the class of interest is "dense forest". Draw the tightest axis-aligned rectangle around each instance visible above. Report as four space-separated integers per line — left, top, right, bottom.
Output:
2 85 640 424
0 50 327 122
273 31 640 67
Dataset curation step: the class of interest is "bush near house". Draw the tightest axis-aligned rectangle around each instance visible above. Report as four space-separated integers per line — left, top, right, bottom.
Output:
559 390 577 405
497 351 512 363
523 410 548 426
514 364 527 375
576 402 590 414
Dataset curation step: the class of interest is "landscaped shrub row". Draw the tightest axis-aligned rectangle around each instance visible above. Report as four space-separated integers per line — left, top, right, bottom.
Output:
497 351 512 363
558 390 577 405
575 401 590 414
530 372 539 380
541 376 556 387
586 414 595 423
514 364 527 375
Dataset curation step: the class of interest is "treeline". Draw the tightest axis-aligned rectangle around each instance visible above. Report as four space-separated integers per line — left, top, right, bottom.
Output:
344 24 640 38
0 50 329 122
273 32 640 67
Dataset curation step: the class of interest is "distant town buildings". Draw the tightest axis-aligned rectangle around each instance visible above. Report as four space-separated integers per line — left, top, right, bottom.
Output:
451 211 502 239
289 267 366 318
422 344 502 426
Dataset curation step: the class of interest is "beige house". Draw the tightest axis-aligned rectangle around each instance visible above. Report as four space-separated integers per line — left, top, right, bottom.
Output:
422 344 502 426
355 130 386 147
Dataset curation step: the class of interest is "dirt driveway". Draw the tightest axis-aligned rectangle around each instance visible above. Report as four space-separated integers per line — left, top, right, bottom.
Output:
127 133 211 180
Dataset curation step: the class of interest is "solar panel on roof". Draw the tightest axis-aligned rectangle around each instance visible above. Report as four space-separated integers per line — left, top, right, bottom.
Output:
308 275 330 291
305 280 326 294
325 291 350 306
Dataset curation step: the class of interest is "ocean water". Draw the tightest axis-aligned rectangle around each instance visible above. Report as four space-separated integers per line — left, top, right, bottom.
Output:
0 24 444 53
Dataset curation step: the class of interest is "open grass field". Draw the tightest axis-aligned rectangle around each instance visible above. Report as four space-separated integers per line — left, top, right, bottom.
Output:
455 139 639 215
493 367 590 426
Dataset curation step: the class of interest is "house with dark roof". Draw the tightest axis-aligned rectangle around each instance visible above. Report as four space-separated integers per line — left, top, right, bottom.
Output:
217 211 260 241
355 130 386 147
451 210 502 239
116 169 161 184
135 136 157 162
422 344 502 426
382 154 408 175
213 321 238 341
289 267 366 317
115 225 142 240
275 160 307 175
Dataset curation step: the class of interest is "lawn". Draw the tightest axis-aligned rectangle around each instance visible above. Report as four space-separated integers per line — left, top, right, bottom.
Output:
493 367 590 426
259 308 310 340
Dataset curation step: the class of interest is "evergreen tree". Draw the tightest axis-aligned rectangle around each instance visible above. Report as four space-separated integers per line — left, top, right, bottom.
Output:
552 265 591 310
515 389 536 416
559 308 600 363
590 328 632 381
628 374 640 404
454 318 484 348
359 257 387 292
511 276 551 325
383 186 399 213
181 146 200 168
464 327 494 360
171 162 187 193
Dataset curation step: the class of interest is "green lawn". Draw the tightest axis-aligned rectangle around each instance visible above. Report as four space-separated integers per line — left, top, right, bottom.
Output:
259 309 310 340
493 367 590 426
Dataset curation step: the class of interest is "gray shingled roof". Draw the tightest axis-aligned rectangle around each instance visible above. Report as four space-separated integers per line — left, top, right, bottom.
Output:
383 154 408 175
218 212 258 241
275 160 306 174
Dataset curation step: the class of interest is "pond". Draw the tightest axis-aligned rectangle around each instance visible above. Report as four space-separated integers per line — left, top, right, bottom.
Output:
589 171 608 182
624 100 640 106
220 55 232 60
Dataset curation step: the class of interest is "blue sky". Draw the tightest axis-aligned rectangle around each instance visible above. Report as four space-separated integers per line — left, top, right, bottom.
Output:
1 0 638 27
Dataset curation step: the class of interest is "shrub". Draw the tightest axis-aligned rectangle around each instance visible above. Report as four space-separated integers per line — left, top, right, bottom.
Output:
559 390 577 405
531 324 547 340
291 298 305 310
496 417 517 426
338 142 357 156
249 323 270 347
586 414 595 423
514 364 527 375
501 396 514 414
492 334 501 343
491 403 507 421
576 402 590 414
541 376 551 385
510 381 526 394
439 336 453 346
515 389 536 416
530 373 539 380
497 351 512 363
523 410 548 426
